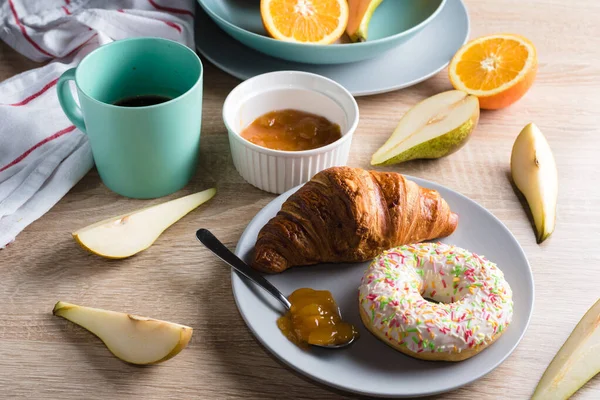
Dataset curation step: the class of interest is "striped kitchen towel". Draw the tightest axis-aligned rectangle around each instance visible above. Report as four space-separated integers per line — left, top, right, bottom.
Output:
0 0 194 248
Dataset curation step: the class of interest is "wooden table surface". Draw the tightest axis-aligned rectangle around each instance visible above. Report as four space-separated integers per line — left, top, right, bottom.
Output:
2 1 599 398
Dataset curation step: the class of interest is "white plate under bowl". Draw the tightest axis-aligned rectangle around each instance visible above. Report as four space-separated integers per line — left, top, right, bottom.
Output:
195 0 470 96
233 176 534 398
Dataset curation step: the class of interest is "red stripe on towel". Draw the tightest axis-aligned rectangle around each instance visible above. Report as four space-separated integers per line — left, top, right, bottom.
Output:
163 20 182 33
147 0 193 17
8 0 55 58
9 78 59 106
0 126 76 173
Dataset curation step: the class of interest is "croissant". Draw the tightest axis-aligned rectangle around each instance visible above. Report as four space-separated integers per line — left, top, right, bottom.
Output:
252 166 458 273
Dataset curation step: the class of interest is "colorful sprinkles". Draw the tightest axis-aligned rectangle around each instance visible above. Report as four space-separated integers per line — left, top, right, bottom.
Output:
358 243 513 354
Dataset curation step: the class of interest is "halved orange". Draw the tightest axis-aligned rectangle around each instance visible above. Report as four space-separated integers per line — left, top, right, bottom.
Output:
449 34 537 110
261 0 349 45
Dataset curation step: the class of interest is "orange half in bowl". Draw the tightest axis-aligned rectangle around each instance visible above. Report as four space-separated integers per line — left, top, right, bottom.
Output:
261 0 349 45
197 0 447 64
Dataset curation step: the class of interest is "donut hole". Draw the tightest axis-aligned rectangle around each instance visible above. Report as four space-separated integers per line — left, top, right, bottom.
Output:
418 268 471 305
422 296 441 304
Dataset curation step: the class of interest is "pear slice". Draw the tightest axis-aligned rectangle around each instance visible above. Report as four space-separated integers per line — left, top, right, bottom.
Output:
346 0 383 42
532 298 600 399
53 301 193 365
73 188 216 259
510 123 558 243
371 90 479 166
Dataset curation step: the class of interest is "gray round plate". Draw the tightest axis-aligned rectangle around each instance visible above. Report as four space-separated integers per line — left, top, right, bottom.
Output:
234 176 534 398
195 0 470 96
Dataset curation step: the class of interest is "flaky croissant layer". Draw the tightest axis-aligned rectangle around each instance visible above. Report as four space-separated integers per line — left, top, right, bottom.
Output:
253 167 458 273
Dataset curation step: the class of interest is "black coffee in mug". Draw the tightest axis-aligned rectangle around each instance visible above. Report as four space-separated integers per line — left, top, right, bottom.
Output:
113 95 172 107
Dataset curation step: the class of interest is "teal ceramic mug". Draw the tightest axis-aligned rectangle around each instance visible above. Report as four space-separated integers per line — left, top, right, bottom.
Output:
57 37 203 199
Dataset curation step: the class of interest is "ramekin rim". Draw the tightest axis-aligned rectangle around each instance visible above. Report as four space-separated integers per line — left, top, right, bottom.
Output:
222 71 359 157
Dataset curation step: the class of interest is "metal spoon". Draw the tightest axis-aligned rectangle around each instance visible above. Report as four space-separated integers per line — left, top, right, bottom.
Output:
196 228 355 349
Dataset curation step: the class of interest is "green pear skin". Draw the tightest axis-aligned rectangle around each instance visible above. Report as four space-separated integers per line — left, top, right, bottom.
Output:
347 0 383 42
371 91 480 166
374 117 478 166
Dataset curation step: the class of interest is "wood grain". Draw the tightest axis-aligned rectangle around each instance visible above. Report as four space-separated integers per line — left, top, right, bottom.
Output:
1 1 599 398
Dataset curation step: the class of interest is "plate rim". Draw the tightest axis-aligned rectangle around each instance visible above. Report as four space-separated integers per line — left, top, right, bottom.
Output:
195 0 471 97
232 174 535 398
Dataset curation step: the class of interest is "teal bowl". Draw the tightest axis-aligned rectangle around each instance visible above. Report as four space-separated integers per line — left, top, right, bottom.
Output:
197 0 446 65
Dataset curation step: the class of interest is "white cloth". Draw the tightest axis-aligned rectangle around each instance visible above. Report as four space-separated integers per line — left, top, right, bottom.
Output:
0 0 195 248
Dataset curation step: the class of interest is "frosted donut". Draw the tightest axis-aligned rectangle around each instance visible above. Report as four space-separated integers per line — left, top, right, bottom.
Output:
358 243 513 361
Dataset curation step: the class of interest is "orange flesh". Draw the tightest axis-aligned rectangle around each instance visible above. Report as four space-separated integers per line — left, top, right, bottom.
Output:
454 38 530 90
241 109 341 151
266 0 345 42
277 288 359 348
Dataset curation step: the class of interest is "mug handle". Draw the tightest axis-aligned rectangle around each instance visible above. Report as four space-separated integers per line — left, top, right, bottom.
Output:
57 68 86 133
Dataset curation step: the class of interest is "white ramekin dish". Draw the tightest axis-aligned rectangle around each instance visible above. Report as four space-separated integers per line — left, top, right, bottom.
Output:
223 71 359 194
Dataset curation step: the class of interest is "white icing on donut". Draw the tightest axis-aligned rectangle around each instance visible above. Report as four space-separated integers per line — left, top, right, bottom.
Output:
358 243 513 354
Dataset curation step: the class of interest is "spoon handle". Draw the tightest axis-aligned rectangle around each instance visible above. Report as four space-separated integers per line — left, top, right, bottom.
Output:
196 229 292 310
